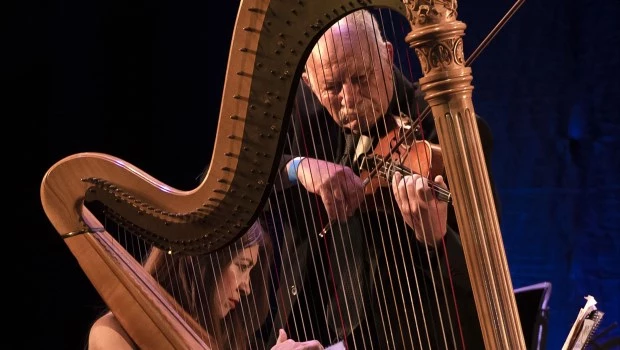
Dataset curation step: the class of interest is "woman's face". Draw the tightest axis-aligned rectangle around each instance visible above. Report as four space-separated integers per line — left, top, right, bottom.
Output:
213 245 260 319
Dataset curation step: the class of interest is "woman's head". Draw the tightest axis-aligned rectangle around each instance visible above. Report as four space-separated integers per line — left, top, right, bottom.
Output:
143 218 269 348
211 219 264 319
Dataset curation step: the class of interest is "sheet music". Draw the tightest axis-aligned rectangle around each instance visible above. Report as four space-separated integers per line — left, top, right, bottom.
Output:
562 295 605 350
325 341 346 350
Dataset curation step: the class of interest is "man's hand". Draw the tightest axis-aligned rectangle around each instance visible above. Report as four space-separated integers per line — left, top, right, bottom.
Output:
293 157 364 221
271 329 324 350
391 172 448 246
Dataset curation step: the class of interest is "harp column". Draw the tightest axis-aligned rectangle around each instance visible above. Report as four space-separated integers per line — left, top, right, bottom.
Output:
403 1 526 349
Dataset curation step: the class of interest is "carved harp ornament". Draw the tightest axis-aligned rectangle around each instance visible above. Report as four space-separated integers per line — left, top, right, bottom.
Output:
40 0 525 348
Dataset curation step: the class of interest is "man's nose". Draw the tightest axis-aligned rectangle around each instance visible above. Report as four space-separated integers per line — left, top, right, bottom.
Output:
339 83 358 108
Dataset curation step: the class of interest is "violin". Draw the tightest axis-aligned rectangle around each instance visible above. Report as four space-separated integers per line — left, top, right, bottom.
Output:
358 113 452 210
319 114 451 237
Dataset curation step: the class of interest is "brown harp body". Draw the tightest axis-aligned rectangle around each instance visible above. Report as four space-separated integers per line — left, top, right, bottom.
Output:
40 0 525 348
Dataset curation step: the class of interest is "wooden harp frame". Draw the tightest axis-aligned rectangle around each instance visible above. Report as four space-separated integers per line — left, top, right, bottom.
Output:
40 0 526 348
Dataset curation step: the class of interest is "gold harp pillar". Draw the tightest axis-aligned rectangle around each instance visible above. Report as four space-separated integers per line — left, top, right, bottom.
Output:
403 1 526 348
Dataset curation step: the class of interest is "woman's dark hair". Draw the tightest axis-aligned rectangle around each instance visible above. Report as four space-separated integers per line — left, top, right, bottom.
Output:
143 218 271 350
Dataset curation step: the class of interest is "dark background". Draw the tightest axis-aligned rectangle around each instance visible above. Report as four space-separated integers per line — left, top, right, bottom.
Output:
12 0 619 349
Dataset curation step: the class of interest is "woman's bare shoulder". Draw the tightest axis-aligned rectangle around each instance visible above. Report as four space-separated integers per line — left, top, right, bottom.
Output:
88 312 136 350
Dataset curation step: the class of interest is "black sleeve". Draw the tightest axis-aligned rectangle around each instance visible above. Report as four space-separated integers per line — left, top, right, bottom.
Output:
414 226 472 293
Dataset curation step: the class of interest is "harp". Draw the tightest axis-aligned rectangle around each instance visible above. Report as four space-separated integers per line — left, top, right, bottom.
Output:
40 0 526 348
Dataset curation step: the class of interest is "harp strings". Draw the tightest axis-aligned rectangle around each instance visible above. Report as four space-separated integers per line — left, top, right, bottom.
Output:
338 11 418 347
262 8 463 349
370 9 459 348
95 8 463 349
380 8 462 349
104 217 266 350
298 31 370 348
84 1 527 348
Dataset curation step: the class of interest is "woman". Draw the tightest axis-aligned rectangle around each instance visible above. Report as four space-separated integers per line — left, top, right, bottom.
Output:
88 219 323 350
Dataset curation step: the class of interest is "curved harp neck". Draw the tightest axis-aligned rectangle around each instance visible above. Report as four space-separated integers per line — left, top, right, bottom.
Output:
40 0 410 256
40 1 412 349
404 1 526 348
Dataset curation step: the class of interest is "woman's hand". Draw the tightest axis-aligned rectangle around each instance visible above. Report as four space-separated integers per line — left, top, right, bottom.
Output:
271 329 324 350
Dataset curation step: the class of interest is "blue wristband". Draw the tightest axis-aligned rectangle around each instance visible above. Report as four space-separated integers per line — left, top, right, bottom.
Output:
287 157 306 185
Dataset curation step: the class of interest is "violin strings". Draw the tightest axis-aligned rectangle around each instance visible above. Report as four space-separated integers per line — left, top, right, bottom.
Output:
375 160 452 202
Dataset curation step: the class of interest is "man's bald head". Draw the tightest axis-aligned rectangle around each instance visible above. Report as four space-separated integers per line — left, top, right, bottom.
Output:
307 10 388 73
303 10 394 134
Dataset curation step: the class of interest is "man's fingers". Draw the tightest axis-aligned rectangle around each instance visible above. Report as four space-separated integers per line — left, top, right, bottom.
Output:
321 181 362 221
333 187 344 201
392 172 413 216
323 200 342 222
391 171 402 195
410 174 437 203
434 174 446 189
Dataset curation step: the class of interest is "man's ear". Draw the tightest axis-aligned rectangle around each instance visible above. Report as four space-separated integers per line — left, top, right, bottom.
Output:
301 71 310 86
385 41 394 65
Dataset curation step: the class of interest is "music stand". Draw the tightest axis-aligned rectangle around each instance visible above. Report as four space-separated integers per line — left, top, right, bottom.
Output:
514 281 552 350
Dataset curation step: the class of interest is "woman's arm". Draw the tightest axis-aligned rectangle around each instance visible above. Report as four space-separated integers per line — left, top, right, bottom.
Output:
88 312 136 350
